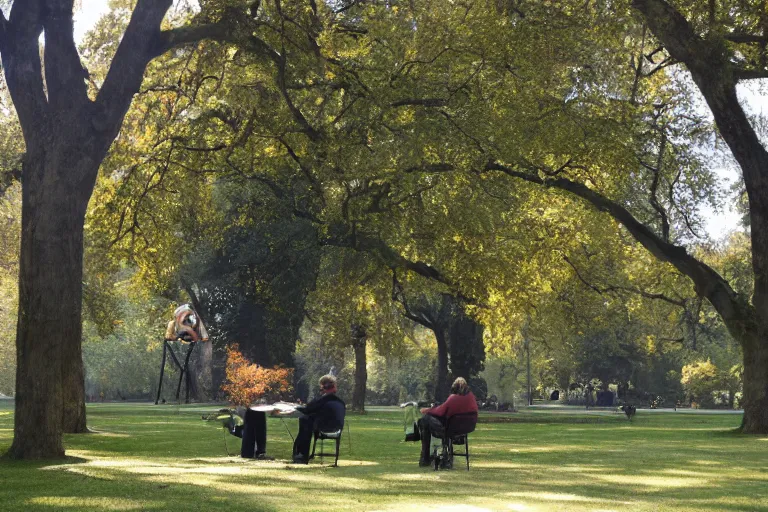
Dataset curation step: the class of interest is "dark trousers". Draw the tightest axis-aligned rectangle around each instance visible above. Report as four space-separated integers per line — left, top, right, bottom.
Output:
292 414 316 461
241 409 267 458
418 414 445 462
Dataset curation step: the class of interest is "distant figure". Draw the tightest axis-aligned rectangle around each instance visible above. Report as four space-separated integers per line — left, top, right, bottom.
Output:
550 390 560 401
328 365 337 377
585 383 595 410
621 404 636 421
417 377 478 469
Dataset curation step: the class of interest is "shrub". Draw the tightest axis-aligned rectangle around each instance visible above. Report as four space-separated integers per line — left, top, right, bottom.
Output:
222 344 294 406
681 360 719 408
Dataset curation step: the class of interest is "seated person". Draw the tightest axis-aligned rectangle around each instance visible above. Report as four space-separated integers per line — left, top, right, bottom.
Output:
418 376 478 468
292 374 345 464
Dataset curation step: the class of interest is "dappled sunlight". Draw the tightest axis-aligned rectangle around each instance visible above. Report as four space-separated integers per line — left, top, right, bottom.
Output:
554 465 607 474
89 431 130 438
47 453 381 492
593 473 711 488
503 491 635 506
56 466 119 481
472 461 531 469
660 469 713 477
371 504 497 512
625 427 736 432
191 479 302 496
506 504 535 511
508 445 591 454
27 496 155 510
689 459 723 465
321 458 379 467
379 472 444 482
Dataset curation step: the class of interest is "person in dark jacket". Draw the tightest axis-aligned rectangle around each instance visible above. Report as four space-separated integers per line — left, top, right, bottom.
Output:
418 376 478 467
292 374 345 464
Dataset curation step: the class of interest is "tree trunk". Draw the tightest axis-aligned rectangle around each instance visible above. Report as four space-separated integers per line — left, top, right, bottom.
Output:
740 337 768 433
632 0 768 435
434 328 450 401
184 284 212 401
351 325 367 411
191 341 213 401
443 296 485 385
9 149 96 458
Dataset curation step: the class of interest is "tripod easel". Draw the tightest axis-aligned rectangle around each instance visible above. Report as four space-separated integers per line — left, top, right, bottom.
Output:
155 338 197 404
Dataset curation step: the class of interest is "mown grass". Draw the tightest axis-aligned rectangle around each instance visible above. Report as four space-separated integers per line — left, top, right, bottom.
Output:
0 401 766 511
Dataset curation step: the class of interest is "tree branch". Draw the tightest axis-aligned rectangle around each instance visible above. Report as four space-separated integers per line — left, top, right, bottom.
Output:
486 160 752 334
94 0 174 149
562 255 685 307
733 69 768 80
723 32 767 44
42 0 89 110
633 0 768 323
323 229 476 305
0 1 48 141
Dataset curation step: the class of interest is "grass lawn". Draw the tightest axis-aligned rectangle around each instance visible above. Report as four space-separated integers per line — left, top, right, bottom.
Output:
0 401 766 511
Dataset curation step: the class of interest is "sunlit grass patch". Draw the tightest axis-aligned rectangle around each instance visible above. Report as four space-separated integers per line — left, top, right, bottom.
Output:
27 496 155 510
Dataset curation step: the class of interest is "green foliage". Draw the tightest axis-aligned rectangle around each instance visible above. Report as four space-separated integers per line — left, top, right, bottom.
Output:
68 0 749 413
81 278 170 401
681 359 728 408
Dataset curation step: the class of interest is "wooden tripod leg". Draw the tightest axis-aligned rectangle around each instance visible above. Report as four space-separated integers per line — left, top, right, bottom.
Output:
155 340 168 404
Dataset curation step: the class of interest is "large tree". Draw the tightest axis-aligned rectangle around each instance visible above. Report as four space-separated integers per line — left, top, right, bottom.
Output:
0 0 244 459
623 0 768 432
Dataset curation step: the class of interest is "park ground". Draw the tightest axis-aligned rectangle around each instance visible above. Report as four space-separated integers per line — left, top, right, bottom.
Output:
0 402 766 512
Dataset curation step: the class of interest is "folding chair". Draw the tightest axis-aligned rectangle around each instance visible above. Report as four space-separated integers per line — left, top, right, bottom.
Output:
310 425 343 467
433 411 477 471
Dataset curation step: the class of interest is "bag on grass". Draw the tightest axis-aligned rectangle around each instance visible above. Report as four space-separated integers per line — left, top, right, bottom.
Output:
401 402 420 442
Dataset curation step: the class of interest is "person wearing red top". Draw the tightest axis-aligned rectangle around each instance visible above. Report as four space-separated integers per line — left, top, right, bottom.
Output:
418 377 478 467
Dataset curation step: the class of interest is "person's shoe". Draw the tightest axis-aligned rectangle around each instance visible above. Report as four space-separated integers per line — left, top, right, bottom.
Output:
292 453 308 464
418 457 433 467
255 453 275 461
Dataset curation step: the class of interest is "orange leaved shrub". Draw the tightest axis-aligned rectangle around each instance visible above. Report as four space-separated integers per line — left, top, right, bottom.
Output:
222 344 294 406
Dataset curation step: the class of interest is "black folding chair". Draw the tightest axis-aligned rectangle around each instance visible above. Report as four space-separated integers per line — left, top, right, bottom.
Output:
310 425 343 467
433 411 477 471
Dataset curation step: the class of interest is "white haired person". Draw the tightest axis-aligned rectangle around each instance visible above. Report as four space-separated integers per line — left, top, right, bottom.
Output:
291 375 345 464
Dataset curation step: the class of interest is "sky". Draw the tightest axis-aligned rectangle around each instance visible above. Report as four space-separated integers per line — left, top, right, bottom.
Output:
73 0 112 42
71 1 746 240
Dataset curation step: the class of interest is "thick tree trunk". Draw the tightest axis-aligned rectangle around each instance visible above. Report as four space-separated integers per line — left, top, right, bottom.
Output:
62 348 87 433
740 337 768 433
444 300 485 384
9 149 95 458
351 326 367 411
434 329 450 401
